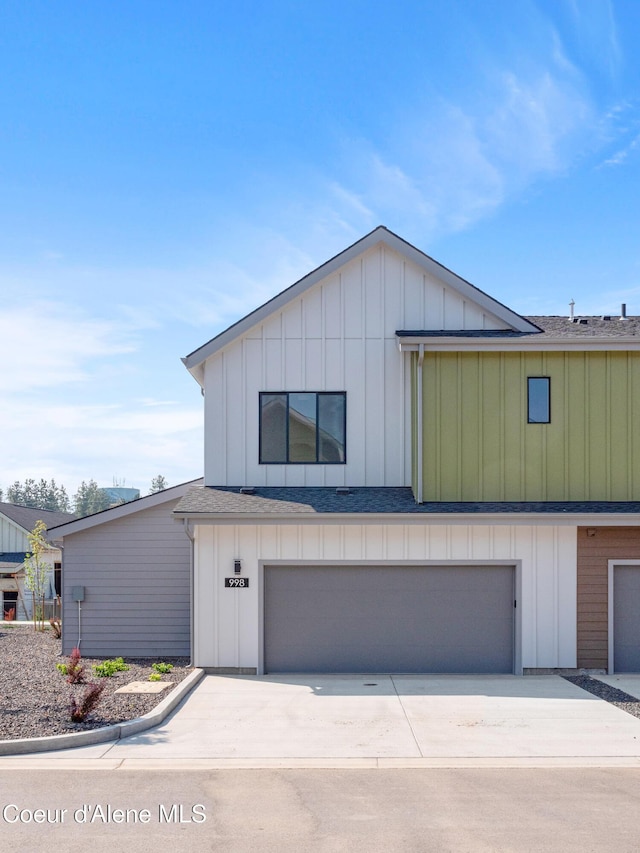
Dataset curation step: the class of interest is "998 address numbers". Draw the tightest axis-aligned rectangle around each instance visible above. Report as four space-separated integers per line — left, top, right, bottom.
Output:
225 577 249 588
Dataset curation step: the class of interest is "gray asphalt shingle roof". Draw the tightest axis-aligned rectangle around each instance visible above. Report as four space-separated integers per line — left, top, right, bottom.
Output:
0 503 76 537
526 316 640 337
173 486 640 516
396 316 640 339
0 553 27 565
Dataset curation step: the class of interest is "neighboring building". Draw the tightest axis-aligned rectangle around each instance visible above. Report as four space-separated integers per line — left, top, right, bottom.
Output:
50 481 201 656
52 227 640 673
0 503 75 620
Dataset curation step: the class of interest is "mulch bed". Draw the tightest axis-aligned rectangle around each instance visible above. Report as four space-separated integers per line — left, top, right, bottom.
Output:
0 624 193 740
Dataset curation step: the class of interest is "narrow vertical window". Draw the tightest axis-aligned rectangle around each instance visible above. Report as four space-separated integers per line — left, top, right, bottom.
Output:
317 393 346 462
260 394 287 462
527 377 550 424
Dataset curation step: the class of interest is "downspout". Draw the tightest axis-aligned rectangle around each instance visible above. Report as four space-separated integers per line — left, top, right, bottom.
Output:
183 519 195 667
416 344 425 504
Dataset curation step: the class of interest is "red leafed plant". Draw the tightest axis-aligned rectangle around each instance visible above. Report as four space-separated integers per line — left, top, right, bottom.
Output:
65 647 85 684
69 681 106 723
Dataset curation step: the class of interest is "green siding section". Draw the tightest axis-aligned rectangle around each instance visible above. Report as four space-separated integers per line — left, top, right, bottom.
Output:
422 351 640 501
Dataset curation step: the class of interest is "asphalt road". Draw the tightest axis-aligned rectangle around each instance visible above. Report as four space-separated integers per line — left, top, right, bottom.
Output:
2 768 640 852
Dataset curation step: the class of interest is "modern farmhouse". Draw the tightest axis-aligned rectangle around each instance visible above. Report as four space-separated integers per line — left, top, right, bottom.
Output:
51 227 640 674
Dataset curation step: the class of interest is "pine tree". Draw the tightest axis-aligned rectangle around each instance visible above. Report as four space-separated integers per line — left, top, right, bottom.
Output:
73 481 112 517
6 479 70 511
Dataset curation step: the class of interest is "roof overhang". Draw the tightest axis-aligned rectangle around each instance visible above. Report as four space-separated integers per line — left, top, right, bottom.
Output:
50 479 203 538
173 511 640 527
396 336 640 353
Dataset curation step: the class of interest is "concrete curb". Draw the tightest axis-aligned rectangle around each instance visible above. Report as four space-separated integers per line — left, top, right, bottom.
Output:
0 668 205 756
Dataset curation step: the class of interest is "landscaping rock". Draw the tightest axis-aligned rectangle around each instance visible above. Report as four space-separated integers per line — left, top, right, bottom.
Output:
0 625 192 739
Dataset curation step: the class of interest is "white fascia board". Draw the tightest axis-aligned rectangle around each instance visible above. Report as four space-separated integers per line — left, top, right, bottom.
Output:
50 479 203 538
182 226 537 381
397 337 640 352
174 511 640 526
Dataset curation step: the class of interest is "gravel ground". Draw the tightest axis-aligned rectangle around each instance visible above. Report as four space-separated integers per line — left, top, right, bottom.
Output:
0 625 193 740
564 674 640 719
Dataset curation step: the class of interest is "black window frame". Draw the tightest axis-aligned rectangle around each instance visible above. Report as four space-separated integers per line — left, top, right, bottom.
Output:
527 376 551 424
259 391 347 464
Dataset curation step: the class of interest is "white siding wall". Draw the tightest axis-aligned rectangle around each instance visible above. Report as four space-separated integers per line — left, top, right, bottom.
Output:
204 243 510 487
194 522 577 671
0 516 29 552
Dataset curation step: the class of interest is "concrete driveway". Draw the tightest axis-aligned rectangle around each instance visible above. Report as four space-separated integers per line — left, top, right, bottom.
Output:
13 673 640 768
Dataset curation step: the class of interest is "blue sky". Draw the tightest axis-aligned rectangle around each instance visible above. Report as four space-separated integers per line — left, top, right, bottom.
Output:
2 0 640 497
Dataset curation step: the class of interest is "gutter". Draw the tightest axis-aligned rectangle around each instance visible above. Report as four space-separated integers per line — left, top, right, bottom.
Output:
416 344 425 504
397 337 640 352
172 512 640 527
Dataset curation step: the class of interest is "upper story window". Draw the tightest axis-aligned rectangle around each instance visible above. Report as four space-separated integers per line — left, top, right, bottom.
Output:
259 392 346 464
527 377 550 423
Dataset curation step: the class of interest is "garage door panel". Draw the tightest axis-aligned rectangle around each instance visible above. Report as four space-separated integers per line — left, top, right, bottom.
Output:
613 565 640 672
264 564 514 674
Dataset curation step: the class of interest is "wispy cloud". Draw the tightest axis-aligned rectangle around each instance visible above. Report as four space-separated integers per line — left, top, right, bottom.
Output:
0 297 201 495
602 131 640 166
0 398 202 496
0 301 137 393
566 0 621 79
328 54 595 243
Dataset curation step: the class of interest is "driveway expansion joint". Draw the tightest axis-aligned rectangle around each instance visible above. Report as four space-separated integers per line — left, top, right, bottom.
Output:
389 675 423 758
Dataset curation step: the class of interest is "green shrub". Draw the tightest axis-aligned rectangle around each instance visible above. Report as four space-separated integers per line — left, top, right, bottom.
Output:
151 662 174 674
148 673 162 682
93 656 130 678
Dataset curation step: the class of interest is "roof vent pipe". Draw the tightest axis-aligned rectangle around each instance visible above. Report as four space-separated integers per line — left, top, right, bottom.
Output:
621 303 628 320
569 299 575 321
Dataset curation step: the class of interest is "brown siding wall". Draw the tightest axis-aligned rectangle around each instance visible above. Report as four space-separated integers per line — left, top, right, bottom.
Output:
577 526 640 669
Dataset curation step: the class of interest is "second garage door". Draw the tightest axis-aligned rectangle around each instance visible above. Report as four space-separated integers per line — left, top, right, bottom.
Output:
612 564 640 672
264 564 515 674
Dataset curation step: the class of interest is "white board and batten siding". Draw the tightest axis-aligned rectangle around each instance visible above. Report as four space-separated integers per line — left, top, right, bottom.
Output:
61 500 190 657
204 243 510 487
194 522 577 672
0 515 30 552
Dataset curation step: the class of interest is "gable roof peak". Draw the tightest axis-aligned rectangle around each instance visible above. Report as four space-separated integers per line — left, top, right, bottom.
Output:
182 227 538 383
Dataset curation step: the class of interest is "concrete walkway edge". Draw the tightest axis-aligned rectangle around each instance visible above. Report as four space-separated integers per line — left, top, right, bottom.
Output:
0 668 205 756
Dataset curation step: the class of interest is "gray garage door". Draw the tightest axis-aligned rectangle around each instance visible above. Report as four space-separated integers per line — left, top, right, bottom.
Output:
613 565 640 672
264 564 514 673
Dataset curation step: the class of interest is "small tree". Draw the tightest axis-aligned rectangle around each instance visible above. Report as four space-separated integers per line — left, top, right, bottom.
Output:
149 475 168 494
23 520 50 631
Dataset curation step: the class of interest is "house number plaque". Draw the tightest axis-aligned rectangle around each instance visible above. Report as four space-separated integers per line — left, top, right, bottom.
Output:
225 577 249 588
